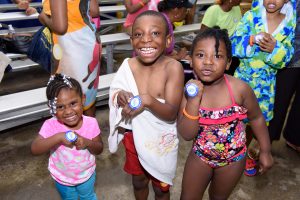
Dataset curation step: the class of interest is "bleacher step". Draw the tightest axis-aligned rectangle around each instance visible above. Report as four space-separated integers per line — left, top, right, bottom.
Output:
0 73 115 131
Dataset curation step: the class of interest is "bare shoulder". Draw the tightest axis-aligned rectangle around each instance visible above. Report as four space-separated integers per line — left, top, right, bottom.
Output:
226 75 250 91
127 57 140 69
225 75 253 102
164 57 184 74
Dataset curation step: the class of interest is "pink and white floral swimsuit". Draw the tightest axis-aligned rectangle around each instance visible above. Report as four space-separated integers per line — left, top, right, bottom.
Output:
193 75 248 168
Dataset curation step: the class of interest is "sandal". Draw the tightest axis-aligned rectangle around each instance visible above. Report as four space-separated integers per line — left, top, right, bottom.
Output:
244 157 257 177
286 141 300 153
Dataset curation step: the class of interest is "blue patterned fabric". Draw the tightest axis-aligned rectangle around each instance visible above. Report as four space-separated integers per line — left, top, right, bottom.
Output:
291 0 300 64
231 0 296 122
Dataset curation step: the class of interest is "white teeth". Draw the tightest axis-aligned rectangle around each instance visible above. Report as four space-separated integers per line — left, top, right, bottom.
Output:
140 47 155 54
141 47 154 51
66 115 76 121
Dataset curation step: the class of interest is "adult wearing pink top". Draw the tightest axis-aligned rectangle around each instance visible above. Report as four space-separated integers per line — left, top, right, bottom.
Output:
124 0 160 35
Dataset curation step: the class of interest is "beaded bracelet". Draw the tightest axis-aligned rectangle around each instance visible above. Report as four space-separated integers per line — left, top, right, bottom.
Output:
183 107 200 120
139 1 145 7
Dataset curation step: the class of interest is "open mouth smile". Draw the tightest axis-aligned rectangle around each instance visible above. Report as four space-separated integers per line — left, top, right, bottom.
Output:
138 47 157 56
64 115 77 123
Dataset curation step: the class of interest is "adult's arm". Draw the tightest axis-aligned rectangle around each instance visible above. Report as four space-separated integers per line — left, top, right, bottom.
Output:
38 0 68 35
90 0 99 18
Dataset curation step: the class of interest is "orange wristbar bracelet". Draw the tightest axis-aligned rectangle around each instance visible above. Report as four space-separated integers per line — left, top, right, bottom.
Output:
139 1 145 7
249 35 254 46
183 107 200 120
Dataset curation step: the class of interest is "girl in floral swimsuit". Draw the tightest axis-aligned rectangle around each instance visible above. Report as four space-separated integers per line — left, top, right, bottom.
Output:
193 75 248 168
177 27 273 200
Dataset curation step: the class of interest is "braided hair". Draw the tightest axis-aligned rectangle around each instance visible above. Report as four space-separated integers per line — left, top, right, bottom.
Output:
191 26 232 62
46 73 83 116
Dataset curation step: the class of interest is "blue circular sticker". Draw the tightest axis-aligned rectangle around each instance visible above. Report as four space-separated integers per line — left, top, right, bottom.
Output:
129 96 142 110
65 131 77 142
185 83 199 97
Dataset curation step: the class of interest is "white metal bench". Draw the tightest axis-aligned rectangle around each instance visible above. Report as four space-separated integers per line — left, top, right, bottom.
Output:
0 73 115 131
196 0 215 6
0 5 126 21
0 11 126 29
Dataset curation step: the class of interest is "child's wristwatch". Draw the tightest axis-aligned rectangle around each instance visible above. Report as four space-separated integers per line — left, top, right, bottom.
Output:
185 83 199 97
129 96 142 110
65 130 77 143
254 34 263 44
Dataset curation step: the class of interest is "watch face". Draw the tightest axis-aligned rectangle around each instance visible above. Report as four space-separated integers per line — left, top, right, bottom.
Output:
255 34 263 44
129 96 142 110
65 131 77 142
185 83 198 97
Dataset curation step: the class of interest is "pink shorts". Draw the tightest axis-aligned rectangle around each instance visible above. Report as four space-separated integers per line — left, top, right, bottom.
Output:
122 131 170 192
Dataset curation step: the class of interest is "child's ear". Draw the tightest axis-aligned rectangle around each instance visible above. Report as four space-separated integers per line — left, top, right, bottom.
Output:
82 94 86 106
189 60 194 69
130 36 134 46
226 59 232 70
129 35 132 43
166 34 172 48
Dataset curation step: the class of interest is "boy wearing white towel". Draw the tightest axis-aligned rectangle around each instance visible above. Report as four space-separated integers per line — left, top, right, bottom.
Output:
108 10 184 200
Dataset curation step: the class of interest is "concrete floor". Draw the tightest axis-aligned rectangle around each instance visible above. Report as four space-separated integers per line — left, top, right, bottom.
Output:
0 106 299 200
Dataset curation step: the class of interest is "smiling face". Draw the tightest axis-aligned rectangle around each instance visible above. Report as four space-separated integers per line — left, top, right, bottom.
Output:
131 14 171 65
55 88 85 129
263 0 287 14
191 37 231 84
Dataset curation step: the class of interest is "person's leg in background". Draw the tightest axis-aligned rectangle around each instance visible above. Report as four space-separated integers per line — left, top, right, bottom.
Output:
283 67 300 152
268 67 299 142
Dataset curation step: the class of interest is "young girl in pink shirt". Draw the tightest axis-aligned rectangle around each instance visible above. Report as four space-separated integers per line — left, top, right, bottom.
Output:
31 73 103 200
